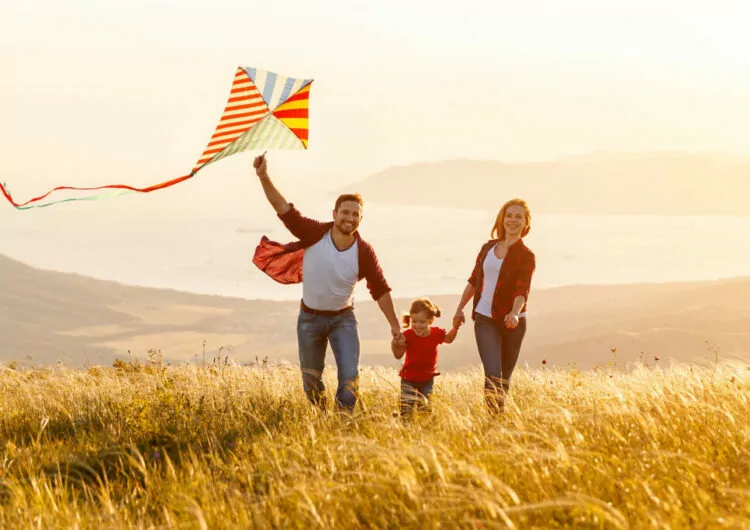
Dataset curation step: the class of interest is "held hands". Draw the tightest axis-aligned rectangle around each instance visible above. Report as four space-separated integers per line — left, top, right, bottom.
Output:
453 309 465 329
391 325 405 344
391 327 406 360
391 336 406 359
253 151 268 179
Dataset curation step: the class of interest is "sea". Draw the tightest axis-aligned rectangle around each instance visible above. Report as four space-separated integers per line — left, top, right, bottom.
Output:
1 196 749 302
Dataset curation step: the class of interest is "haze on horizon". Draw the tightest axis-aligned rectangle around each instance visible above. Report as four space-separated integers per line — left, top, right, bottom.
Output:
2 0 750 214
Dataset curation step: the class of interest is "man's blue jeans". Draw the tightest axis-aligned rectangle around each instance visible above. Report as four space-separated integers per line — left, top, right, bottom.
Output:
297 307 360 411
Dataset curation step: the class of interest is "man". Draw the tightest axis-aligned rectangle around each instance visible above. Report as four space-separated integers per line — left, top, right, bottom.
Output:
251 153 405 411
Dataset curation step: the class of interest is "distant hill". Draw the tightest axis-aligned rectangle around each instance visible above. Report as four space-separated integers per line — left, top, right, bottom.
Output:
341 152 750 215
2 253 748 370
0 253 278 366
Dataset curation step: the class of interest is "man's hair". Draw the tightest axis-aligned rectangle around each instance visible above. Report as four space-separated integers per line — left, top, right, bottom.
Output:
334 193 364 212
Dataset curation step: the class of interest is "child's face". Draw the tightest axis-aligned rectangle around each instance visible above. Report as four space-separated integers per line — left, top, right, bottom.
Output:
410 311 433 337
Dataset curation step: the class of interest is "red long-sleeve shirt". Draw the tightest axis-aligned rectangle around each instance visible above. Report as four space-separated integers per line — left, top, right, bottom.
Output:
467 238 536 320
252 204 391 301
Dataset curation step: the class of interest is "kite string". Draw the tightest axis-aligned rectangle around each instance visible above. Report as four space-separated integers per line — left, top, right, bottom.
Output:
0 170 197 210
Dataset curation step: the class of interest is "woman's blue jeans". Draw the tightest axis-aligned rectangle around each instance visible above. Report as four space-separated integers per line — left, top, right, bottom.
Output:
473 314 527 413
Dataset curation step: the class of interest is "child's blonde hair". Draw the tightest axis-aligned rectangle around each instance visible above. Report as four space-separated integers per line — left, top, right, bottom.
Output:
402 298 442 328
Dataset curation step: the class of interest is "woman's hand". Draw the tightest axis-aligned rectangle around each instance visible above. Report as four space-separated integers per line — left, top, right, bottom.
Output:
453 310 465 329
504 313 520 329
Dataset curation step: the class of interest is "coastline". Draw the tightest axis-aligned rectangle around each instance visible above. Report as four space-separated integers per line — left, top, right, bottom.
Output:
3 252 748 370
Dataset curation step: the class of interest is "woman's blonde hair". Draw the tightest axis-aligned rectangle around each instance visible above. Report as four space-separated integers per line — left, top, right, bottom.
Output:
492 198 532 240
402 298 441 328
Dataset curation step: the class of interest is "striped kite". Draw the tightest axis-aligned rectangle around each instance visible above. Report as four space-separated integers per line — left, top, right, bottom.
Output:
0 67 312 210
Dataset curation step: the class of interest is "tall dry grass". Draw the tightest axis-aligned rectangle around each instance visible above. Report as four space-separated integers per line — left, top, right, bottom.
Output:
1 359 749 529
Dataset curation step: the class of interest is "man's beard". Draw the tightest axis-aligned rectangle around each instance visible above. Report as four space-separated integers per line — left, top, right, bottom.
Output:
336 221 357 235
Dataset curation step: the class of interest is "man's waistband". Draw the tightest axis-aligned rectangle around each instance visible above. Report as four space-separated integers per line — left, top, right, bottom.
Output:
300 300 353 317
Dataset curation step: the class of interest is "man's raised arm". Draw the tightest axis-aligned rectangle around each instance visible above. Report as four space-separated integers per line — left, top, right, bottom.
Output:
254 153 291 216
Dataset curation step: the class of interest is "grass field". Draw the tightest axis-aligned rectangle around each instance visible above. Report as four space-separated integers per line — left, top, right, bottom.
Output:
1 358 749 529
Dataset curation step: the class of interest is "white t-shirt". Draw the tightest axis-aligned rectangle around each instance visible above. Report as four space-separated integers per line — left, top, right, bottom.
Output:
475 245 503 318
302 230 359 311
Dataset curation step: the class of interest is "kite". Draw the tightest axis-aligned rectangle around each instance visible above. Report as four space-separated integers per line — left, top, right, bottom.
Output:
0 67 312 210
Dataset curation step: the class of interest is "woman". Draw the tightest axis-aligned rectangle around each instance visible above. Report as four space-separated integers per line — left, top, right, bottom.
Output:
453 199 536 413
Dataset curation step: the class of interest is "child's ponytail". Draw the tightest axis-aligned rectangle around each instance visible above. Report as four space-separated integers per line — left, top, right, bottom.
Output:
404 297 442 325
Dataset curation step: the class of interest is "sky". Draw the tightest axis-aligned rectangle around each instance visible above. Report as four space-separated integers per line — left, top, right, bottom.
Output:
2 0 750 211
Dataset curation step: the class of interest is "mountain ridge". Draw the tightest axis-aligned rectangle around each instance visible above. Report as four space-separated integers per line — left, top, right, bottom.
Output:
336 151 750 215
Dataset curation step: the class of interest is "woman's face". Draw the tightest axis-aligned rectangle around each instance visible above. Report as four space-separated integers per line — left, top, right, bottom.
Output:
503 204 527 237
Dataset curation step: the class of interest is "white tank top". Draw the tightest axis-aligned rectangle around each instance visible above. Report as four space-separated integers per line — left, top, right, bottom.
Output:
475 245 503 318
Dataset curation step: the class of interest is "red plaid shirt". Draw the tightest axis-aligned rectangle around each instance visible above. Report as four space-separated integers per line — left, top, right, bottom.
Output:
252 204 391 301
467 239 535 321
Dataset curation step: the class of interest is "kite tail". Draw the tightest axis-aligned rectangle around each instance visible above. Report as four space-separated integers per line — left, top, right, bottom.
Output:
0 171 197 210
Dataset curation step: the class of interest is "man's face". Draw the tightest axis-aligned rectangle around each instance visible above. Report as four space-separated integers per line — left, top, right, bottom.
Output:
333 201 362 235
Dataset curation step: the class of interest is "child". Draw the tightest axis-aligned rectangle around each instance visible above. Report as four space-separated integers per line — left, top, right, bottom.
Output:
391 298 458 416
